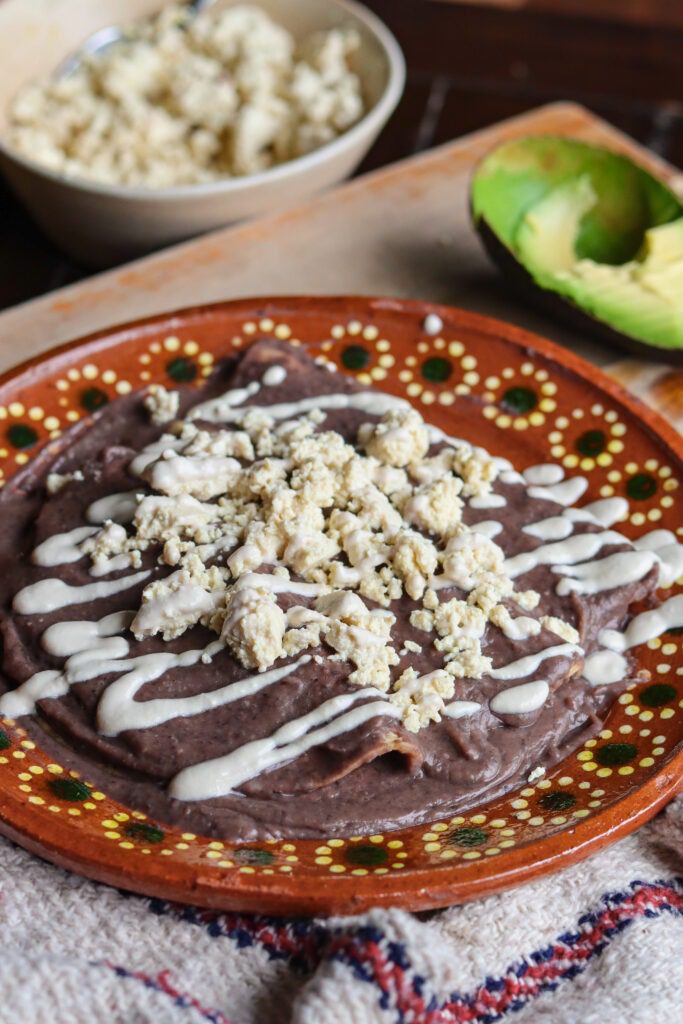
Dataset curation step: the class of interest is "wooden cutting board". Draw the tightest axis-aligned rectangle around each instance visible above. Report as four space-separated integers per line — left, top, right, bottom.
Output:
1 101 682 428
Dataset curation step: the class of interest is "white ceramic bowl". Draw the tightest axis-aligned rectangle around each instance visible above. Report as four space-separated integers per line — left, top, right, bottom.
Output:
0 0 404 267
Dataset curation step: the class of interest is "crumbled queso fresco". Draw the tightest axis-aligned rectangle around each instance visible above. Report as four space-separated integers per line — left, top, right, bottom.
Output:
7 3 366 187
69 378 581 736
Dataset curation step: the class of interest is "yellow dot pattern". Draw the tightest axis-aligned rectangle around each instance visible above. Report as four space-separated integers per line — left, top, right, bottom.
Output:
0 307 680 890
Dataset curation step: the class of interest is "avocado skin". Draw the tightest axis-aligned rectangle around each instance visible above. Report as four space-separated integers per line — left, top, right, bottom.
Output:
474 211 683 365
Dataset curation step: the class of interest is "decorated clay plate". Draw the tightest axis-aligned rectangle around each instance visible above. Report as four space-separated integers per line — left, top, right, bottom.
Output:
0 297 681 915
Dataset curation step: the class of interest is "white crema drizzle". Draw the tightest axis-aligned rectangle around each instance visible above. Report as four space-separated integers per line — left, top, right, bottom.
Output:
32 525 98 566
490 679 549 716
523 500 627 542
469 494 507 510
555 550 657 597
505 530 625 579
490 643 582 681
87 490 140 525
443 699 481 719
169 690 399 801
505 467 677 597
583 593 683 686
187 370 409 425
3 375 683 804
42 611 135 657
4 359 407 799
96 646 302 736
12 570 150 616
470 520 503 539
528 476 589 507
33 525 140 579
523 464 565 487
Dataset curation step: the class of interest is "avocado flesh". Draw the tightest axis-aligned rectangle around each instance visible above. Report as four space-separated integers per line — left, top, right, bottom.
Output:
515 176 598 278
515 182 683 352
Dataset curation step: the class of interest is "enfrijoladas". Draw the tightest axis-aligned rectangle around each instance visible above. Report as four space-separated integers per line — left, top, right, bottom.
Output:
1 339 680 840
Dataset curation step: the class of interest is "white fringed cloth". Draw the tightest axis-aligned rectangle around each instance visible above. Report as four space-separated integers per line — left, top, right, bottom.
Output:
1 797 681 1023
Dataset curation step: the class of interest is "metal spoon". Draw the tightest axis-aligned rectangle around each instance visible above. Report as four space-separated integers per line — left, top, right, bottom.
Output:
56 0 214 77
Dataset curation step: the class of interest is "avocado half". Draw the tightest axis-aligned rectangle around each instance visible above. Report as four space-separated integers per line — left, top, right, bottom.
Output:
471 136 683 361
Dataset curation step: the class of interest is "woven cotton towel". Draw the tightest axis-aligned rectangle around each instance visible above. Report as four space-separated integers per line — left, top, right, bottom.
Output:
1 797 681 1024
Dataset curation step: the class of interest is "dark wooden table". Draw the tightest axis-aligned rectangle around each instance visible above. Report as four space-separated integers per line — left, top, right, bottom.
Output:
2 0 682 313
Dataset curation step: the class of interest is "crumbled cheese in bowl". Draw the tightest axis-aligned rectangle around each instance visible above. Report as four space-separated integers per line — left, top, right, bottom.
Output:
6 3 366 188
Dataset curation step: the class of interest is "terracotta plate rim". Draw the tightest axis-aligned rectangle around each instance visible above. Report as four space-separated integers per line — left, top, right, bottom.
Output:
0 294 681 915
2 294 682 463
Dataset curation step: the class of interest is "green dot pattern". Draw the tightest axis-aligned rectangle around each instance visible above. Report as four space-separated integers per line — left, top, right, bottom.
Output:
341 345 370 371
81 388 109 413
48 778 92 801
7 424 38 449
575 429 606 456
595 742 637 767
501 386 537 414
640 684 676 707
421 357 452 383
234 848 275 865
166 357 197 383
124 822 165 844
626 473 657 501
449 827 488 847
539 791 576 811
345 844 388 866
